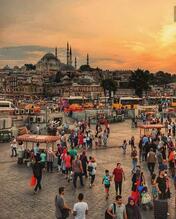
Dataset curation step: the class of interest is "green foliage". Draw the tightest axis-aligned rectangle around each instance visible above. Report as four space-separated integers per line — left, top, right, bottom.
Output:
129 69 152 97
153 71 173 85
101 78 117 97
129 69 176 97
24 64 36 70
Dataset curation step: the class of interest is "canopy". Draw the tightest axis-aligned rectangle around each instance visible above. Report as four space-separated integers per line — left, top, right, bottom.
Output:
139 124 164 137
17 134 59 143
139 124 164 129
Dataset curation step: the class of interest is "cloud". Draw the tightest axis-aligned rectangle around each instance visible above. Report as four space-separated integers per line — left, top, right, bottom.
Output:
0 46 53 60
0 45 84 67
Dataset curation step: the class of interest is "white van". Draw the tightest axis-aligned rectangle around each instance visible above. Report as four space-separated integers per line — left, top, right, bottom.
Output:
0 101 17 113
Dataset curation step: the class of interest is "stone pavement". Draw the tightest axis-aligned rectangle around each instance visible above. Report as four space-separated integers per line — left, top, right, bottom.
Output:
0 120 175 219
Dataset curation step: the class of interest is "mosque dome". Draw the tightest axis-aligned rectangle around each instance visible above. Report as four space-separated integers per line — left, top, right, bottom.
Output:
41 53 60 63
36 53 61 73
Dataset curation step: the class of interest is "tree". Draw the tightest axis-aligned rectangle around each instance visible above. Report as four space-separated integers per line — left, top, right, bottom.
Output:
24 64 36 70
100 78 117 98
129 69 152 97
154 71 173 86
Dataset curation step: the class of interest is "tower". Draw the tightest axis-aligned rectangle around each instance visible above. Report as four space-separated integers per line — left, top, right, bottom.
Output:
75 57 77 69
67 42 69 65
55 47 57 58
87 53 89 66
69 46 72 66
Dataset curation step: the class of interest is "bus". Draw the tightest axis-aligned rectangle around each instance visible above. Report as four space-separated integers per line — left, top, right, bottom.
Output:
112 97 143 109
0 101 17 113
146 96 172 106
62 96 88 106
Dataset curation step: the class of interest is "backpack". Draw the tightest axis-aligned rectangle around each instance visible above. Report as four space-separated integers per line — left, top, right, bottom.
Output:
88 165 93 172
131 150 137 158
103 176 110 186
105 203 116 219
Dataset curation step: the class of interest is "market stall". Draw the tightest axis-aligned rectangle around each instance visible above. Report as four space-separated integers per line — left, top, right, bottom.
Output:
139 124 164 137
16 134 60 150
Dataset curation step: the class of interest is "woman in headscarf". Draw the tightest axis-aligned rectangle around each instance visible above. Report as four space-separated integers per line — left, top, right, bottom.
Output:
80 150 88 178
126 196 142 219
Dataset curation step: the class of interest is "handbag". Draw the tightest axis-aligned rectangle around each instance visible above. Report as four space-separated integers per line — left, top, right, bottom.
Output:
30 175 36 187
137 185 144 193
61 208 70 219
142 193 151 204
105 203 116 219
55 195 70 219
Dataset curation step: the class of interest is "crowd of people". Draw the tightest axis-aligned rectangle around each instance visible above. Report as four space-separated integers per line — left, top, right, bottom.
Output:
10 112 176 219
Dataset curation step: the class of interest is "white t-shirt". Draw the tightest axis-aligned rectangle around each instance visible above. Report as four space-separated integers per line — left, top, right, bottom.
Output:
88 162 97 175
73 201 88 219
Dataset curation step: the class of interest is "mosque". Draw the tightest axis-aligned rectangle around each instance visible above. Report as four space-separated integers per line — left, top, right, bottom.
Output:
36 42 90 75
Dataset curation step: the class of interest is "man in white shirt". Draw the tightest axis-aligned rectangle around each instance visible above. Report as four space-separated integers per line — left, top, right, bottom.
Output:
73 193 88 219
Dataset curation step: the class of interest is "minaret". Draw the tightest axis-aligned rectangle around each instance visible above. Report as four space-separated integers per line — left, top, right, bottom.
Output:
55 47 58 58
69 46 72 66
67 42 69 65
87 53 89 66
75 57 77 69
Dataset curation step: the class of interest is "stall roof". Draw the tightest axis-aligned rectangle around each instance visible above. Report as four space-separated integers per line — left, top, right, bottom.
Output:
139 124 164 129
17 134 59 143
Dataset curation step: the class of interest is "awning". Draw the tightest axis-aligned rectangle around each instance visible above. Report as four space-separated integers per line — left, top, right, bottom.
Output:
17 134 60 143
139 124 164 129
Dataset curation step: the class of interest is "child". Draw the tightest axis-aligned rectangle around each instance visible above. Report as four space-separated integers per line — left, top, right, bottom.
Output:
102 170 111 199
151 174 158 200
141 186 153 210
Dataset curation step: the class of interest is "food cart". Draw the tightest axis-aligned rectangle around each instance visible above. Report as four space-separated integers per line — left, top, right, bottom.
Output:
16 134 60 150
139 124 164 137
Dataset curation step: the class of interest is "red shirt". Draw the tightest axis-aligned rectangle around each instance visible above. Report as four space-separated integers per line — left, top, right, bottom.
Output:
65 155 71 168
113 167 123 182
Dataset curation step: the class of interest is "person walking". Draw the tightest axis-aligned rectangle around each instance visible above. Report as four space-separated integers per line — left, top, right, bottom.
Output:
107 195 127 219
131 147 138 173
55 187 71 219
130 136 135 152
156 170 167 200
72 155 84 188
40 149 46 169
121 140 127 154
64 152 72 181
32 158 43 194
88 157 97 188
147 148 157 175
113 163 125 196
33 142 40 161
47 147 56 173
80 151 88 178
102 169 111 199
73 193 88 219
126 196 142 219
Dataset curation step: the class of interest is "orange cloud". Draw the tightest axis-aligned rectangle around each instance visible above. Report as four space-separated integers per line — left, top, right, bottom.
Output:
0 0 176 72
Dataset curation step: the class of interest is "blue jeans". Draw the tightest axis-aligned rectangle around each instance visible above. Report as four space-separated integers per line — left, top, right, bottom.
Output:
132 159 137 171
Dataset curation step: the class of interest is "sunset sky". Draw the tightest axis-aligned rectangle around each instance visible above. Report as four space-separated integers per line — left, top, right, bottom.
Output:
0 0 176 72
